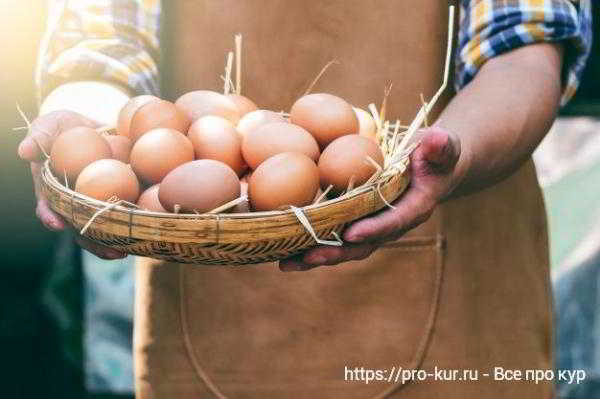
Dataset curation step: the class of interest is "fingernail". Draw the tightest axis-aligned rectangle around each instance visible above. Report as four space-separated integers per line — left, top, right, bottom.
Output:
305 255 327 265
50 219 62 230
43 217 59 231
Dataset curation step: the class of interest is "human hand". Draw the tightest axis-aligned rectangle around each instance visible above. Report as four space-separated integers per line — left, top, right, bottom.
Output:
280 126 463 271
17 110 126 259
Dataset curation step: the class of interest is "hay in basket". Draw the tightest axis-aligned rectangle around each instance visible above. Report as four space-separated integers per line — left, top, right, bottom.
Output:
38 7 455 265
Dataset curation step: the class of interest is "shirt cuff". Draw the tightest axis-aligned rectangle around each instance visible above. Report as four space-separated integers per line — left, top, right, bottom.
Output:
455 0 593 106
40 81 131 126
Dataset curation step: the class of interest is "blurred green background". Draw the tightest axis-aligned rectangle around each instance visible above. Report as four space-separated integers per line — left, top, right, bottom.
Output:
0 2 83 397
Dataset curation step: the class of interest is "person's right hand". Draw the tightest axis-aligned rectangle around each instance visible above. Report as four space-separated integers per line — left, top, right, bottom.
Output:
17 110 126 259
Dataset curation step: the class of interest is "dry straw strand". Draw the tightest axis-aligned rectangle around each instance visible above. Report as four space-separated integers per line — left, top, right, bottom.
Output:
389 120 402 160
365 155 382 173
290 206 343 246
220 75 236 92
331 231 342 242
80 197 139 235
397 5 454 154
303 60 339 96
208 195 248 214
364 156 384 186
314 185 333 204
15 102 31 129
63 169 69 190
223 51 234 95
390 121 409 131
380 83 393 124
420 93 429 128
235 34 243 95
377 183 397 210
380 120 390 154
346 175 356 193
368 103 382 135
15 102 50 159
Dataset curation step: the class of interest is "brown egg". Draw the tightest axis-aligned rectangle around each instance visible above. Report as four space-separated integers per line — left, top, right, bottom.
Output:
290 93 359 149
242 122 320 169
158 160 240 213
354 107 378 142
129 100 190 141
249 152 319 211
130 128 194 184
137 184 167 212
104 135 133 163
227 94 258 116
318 135 384 195
175 90 240 124
236 110 286 137
50 126 113 183
187 116 247 176
75 159 140 202
117 95 160 139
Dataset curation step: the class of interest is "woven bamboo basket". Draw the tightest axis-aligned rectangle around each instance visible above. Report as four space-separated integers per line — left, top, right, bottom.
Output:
38 7 454 265
40 159 410 265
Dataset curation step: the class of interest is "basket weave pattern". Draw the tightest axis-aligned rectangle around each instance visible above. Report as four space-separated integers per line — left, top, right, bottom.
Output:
41 163 409 265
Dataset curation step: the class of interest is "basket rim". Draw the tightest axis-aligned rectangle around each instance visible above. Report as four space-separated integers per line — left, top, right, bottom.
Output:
41 159 401 221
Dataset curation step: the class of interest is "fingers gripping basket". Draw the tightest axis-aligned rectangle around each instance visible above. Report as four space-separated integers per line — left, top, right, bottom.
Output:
40 7 454 266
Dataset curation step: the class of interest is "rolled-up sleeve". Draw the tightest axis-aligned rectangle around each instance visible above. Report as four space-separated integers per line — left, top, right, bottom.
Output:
456 0 593 106
36 0 161 103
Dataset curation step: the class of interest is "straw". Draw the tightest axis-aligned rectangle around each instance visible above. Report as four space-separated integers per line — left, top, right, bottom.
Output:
80 196 139 235
223 51 234 95
290 206 343 246
208 195 248 214
396 5 454 154
314 185 333 204
235 34 243 95
15 102 50 159
303 60 339 96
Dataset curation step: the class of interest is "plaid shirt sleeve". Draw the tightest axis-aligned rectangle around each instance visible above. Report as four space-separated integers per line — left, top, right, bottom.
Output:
457 0 593 106
36 0 161 104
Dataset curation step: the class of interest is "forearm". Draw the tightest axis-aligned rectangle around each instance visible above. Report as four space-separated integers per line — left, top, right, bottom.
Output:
439 43 563 197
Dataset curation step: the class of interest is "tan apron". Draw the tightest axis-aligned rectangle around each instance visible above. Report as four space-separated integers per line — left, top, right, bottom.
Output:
134 1 554 397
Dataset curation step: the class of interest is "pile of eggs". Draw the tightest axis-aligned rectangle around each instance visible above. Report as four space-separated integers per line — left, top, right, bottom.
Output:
51 90 384 214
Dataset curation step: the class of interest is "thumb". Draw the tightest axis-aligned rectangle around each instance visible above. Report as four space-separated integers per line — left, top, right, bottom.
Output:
18 134 48 163
416 127 461 173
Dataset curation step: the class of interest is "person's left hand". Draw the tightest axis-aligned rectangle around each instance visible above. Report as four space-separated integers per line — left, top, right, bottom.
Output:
279 126 463 272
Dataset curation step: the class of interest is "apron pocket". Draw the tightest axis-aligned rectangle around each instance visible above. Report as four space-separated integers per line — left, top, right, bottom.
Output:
178 234 445 398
